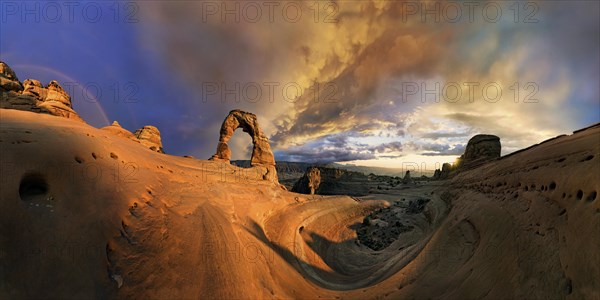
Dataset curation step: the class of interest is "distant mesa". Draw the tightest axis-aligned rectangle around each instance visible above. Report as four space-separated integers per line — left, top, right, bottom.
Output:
1 61 83 122
210 109 278 182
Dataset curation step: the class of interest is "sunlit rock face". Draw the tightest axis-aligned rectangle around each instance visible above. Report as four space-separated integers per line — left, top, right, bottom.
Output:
0 61 84 122
100 122 165 153
134 126 164 153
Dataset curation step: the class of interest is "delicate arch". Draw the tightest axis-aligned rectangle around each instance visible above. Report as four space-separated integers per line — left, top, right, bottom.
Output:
210 109 276 167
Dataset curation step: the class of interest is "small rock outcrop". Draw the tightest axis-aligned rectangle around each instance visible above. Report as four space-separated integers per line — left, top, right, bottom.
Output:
456 134 501 169
210 109 277 182
101 121 136 140
134 125 164 153
1 61 84 122
100 122 165 153
432 162 456 180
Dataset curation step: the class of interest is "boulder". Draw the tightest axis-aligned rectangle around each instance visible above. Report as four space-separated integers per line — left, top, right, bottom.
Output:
134 126 164 153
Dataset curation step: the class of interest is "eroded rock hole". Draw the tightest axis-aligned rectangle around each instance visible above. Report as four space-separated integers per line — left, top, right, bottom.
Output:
549 182 556 190
19 173 48 201
586 191 597 202
581 155 594 162
576 190 583 200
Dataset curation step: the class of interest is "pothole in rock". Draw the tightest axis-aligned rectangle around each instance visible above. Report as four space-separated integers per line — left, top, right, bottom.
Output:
19 173 49 202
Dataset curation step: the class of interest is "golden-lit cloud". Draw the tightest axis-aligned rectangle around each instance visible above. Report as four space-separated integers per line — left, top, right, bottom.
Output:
137 0 599 165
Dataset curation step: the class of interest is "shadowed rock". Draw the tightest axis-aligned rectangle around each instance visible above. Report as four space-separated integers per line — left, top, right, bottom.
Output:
292 166 369 196
456 134 501 169
292 167 321 194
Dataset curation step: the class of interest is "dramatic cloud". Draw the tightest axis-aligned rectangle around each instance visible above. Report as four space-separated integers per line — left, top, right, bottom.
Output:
3 0 597 167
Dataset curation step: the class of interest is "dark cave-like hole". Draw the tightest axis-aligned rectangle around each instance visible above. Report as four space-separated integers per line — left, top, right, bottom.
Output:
19 173 48 201
586 191 597 202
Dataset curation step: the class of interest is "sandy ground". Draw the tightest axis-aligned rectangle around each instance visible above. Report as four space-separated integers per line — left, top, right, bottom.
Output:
1 109 598 299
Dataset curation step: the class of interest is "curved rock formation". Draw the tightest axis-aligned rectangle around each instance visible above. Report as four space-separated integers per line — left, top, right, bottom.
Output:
210 109 277 181
0 61 83 122
210 109 275 165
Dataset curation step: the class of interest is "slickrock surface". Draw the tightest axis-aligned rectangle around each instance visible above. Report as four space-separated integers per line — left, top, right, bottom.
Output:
0 108 598 299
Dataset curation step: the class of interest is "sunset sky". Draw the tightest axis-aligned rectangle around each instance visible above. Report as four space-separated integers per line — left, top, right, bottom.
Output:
1 1 598 170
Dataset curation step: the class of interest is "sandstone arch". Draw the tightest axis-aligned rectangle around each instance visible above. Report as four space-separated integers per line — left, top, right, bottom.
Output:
210 109 277 181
